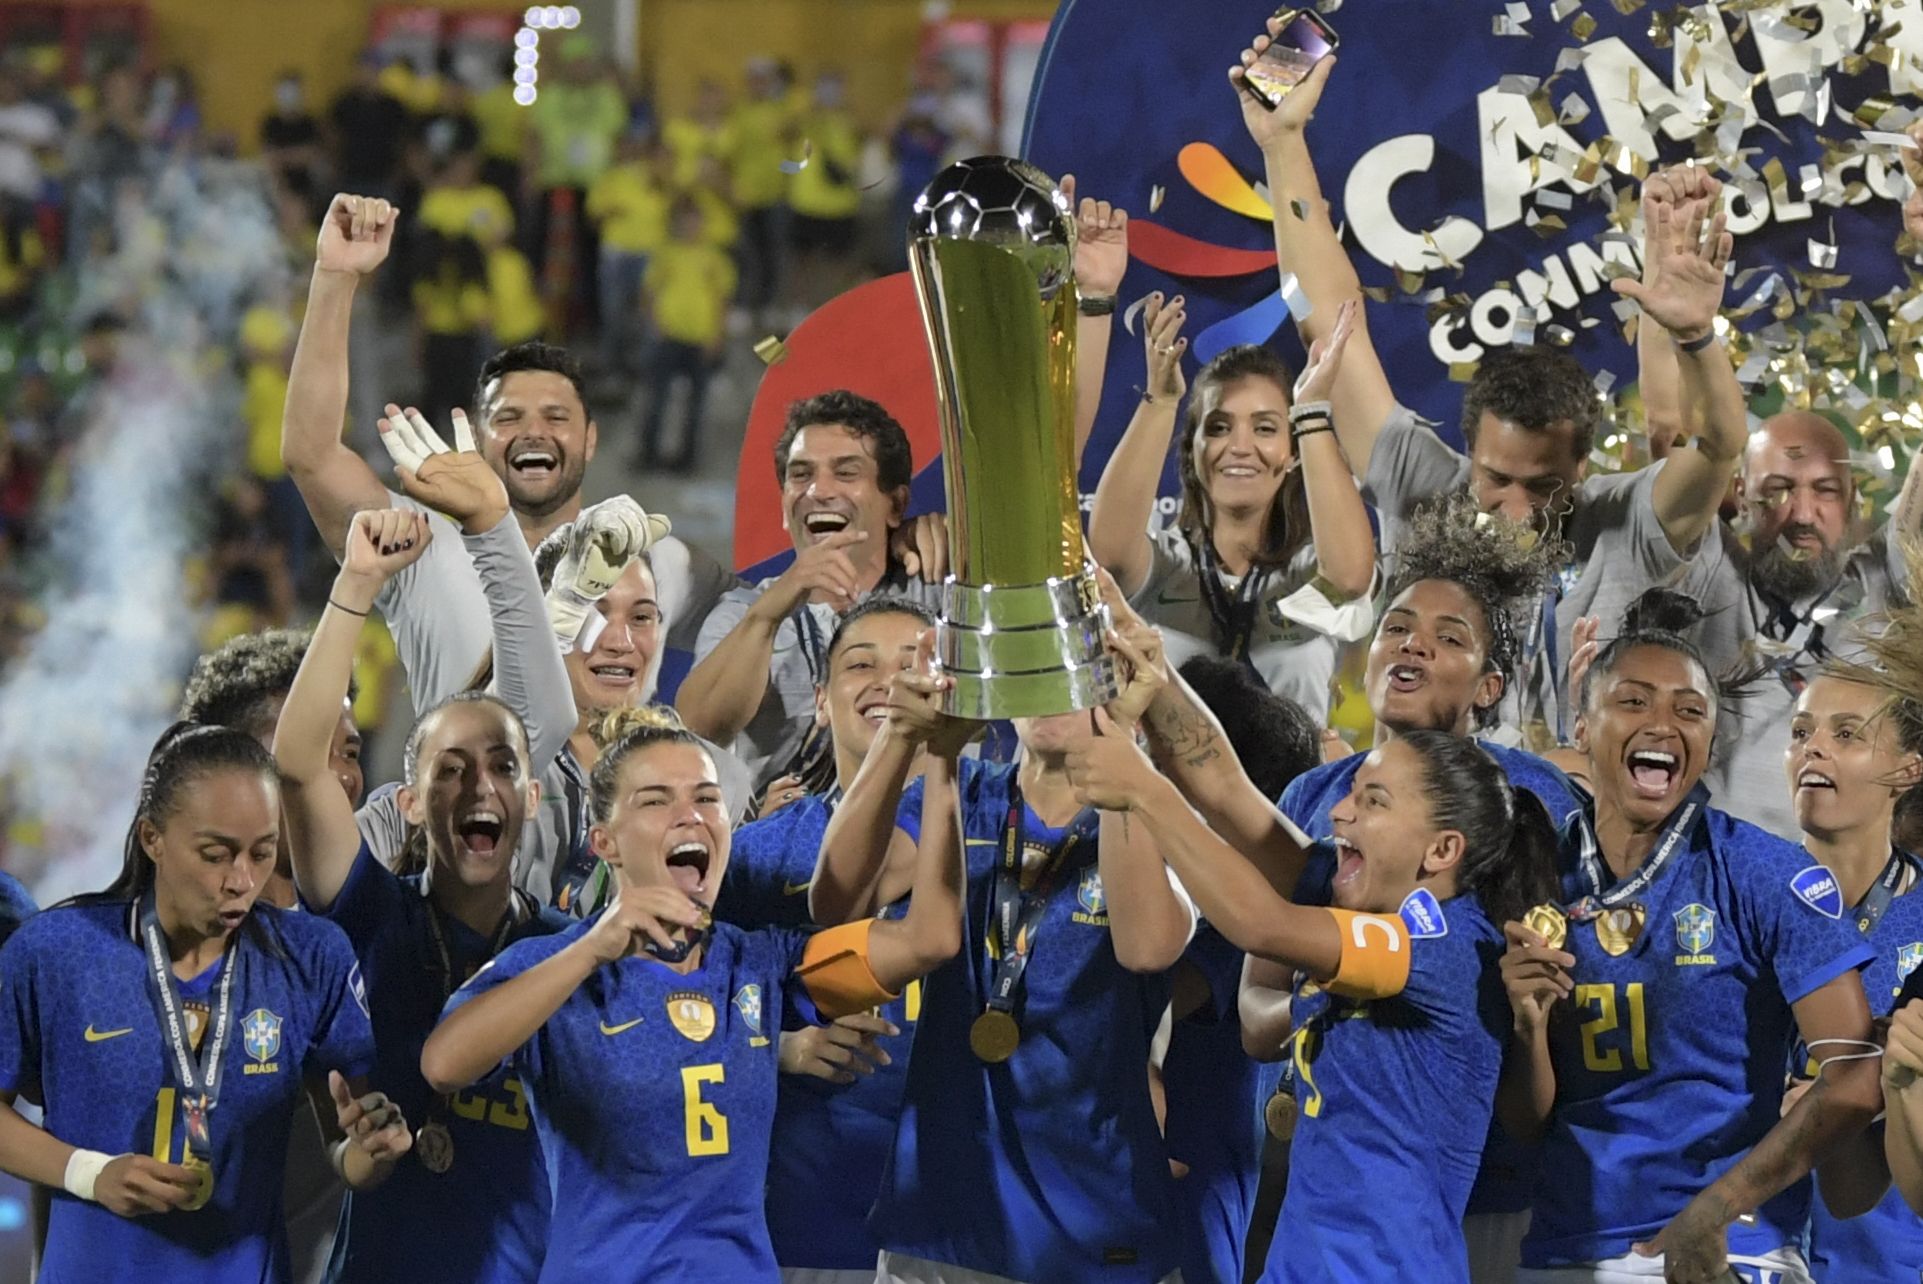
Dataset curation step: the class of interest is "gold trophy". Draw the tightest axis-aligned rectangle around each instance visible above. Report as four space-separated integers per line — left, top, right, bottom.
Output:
908 157 1119 719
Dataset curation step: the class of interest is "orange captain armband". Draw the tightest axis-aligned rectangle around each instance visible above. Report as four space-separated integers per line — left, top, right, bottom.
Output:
1318 909 1413 1001
795 918 900 1020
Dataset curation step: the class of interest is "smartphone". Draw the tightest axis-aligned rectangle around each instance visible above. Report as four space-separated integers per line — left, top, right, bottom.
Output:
1243 7 1340 109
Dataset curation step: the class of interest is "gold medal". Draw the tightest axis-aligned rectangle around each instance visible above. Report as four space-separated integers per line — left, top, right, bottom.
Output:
181 1153 214 1211
1523 904 1567 951
1594 905 1646 956
1263 1088 1297 1141
969 1010 1021 1063
416 1120 455 1175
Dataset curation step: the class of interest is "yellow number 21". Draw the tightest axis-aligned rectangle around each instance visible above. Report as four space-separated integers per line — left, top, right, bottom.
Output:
682 1064 729 1156
1577 982 1650 1073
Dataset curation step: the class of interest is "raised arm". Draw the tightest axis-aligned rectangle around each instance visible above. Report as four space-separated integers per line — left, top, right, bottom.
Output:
676 528 868 745
1088 296 1187 595
1495 919 1573 1141
1238 954 1296 1061
1636 972 1881 1272
863 750 966 992
421 885 708 1094
1610 179 1744 556
1063 174 1129 466
277 509 433 910
1290 300 1377 600
1232 42 1396 476
282 194 401 558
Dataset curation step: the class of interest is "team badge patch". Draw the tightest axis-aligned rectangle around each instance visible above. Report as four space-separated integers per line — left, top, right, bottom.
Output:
1789 866 1844 919
732 985 763 1035
349 962 370 1017
1398 887 1448 940
242 1008 282 1075
1898 942 1923 990
666 991 717 1043
1674 903 1717 957
1077 868 1106 916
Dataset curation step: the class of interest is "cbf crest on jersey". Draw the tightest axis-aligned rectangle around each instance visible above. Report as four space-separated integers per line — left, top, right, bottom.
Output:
1072 867 1109 927
733 985 769 1048
667 991 717 1043
242 1008 282 1076
1898 942 1923 996
1674 903 1717 964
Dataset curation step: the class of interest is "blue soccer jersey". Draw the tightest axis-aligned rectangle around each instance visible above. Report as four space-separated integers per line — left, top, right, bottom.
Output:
1805 857 1923 1283
715 796 922 1272
314 845 569 1284
878 760 1184 1284
1163 925 1280 1284
445 917 816 1283
0 869 35 946
0 901 373 1284
1262 889 1508 1284
1521 805 1875 1267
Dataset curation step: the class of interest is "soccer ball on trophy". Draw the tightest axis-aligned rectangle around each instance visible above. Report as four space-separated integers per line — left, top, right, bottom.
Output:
909 156 1075 300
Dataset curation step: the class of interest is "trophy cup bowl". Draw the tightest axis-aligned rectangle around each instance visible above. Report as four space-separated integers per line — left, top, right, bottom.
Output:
908 156 1119 720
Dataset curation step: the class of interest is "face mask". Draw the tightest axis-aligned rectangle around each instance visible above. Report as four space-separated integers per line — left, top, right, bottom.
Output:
275 82 302 111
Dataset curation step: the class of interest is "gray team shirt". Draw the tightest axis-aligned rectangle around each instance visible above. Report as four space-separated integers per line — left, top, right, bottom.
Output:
1672 527 1905 840
693 569 945 789
1131 530 1351 724
1363 404 1692 746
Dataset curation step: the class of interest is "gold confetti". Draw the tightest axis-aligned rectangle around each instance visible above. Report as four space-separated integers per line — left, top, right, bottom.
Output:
753 336 789 366
1149 184 1166 213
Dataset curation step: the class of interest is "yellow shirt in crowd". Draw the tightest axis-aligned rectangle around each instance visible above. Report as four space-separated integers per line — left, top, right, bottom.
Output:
586 163 670 255
419 182 516 244
788 109 861 220
472 81 529 164
487 245 546 346
413 270 490 336
529 83 628 189
722 99 794 209
243 360 289 482
646 241 737 347
661 116 728 189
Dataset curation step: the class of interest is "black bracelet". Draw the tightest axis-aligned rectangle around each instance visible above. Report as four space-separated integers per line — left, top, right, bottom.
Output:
328 598 371 618
1291 423 1335 443
1078 294 1117 317
1675 330 1717 353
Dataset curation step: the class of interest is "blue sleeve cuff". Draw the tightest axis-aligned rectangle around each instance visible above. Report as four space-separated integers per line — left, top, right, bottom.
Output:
1781 943 1876 1008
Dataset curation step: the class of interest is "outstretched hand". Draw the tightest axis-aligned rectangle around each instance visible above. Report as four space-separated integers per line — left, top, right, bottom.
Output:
1142 293 1188 403
1231 15 1334 151
377 404 510 535
341 508 432 588
1612 195 1731 343
1062 174 1129 297
317 194 398 278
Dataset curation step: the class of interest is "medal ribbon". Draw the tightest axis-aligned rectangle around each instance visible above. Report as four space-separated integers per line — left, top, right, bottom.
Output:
1565 780 1710 921
1196 538 1271 671
422 888 531 1124
1853 850 1916 938
138 893 242 1160
982 786 1099 1017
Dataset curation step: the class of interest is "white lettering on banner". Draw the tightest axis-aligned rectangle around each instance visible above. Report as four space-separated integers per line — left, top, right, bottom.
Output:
1344 135 1486 272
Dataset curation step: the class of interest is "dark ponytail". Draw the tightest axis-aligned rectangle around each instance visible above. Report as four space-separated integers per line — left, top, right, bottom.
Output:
1580 585 1753 715
1402 729 1561 926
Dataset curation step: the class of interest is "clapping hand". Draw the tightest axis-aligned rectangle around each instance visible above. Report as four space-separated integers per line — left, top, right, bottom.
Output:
377 404 509 536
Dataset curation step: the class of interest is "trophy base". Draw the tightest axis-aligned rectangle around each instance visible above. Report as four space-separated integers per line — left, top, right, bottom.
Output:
936 569 1120 721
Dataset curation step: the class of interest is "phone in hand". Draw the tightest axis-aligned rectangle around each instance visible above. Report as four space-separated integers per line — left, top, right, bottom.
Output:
1242 7 1340 109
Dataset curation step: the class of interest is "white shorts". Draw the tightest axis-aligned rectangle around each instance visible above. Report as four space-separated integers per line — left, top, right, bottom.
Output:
1465 1209 1530 1284
1516 1243 1813 1284
875 1252 1184 1284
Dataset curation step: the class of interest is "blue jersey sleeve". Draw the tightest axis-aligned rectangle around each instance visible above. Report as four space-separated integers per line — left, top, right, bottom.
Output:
308 842 405 949
1733 827 1876 1005
296 919 376 1079
443 929 576 1081
715 805 820 930
0 920 42 1096
895 777 928 846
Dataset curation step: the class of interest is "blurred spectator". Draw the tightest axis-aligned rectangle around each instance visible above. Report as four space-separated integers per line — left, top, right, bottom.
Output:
686 155 741 253
587 129 671 381
889 108 949 273
527 37 627 334
145 65 203 153
914 58 992 162
418 148 514 246
67 65 155 254
664 78 731 189
725 59 796 328
329 54 409 198
417 76 481 173
471 54 529 201
207 472 296 634
0 71 60 204
259 71 326 216
411 229 489 422
787 71 862 311
0 198 45 320
477 209 544 348
638 196 734 473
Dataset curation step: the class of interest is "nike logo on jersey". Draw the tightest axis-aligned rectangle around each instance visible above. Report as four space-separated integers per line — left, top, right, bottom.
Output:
782 881 811 896
84 1025 132 1043
599 1018 644 1036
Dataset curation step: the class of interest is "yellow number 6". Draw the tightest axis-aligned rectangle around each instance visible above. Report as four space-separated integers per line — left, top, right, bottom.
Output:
682 1064 729 1156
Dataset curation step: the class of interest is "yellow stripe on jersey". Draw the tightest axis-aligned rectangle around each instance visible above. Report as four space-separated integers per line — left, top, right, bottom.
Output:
1320 909 1413 1001
796 918 899 1020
